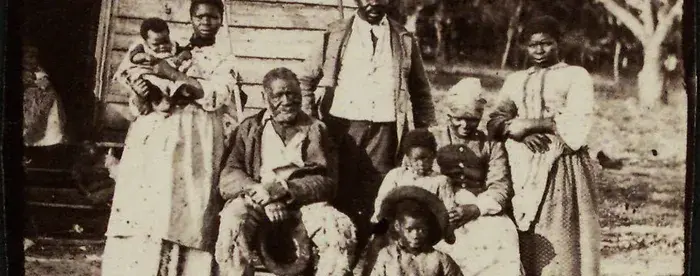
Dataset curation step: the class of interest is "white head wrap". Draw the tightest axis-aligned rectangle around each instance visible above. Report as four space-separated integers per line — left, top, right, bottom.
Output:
444 77 486 118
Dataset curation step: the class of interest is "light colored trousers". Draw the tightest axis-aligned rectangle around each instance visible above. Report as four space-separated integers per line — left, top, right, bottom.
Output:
215 198 357 276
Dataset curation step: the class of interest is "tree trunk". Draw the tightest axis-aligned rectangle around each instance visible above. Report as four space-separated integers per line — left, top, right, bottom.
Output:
501 32 514 69
613 41 622 83
501 0 524 69
434 11 447 67
637 44 664 107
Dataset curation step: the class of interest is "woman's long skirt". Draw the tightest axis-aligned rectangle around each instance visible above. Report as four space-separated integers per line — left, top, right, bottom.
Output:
518 152 601 276
101 236 217 276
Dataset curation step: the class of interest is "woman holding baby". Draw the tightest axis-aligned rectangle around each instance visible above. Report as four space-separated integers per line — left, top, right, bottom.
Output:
101 0 244 275
429 78 524 276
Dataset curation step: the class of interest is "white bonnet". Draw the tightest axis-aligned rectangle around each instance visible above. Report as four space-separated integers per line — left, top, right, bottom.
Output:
444 77 486 118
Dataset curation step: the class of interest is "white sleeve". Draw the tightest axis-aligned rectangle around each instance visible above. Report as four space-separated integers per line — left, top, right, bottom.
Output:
193 55 239 112
553 68 595 150
475 195 503 216
371 169 400 223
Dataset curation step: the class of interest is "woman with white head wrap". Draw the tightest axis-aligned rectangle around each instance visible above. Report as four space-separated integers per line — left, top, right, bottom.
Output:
430 78 524 276
443 78 487 120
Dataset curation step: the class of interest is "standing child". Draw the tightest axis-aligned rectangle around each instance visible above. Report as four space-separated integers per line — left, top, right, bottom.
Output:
370 186 462 276
114 17 193 116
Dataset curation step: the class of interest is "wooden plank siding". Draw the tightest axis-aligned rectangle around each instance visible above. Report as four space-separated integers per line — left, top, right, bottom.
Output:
114 0 356 26
111 19 325 60
97 0 356 140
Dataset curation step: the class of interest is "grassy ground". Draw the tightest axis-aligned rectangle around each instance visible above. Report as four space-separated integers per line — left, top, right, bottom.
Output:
24 64 688 275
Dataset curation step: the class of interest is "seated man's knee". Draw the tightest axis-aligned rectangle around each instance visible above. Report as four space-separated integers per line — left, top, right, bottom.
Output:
220 197 252 218
305 205 357 250
216 198 256 265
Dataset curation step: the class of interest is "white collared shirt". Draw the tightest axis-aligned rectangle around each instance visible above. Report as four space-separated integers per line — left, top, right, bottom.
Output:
329 14 397 122
259 111 307 185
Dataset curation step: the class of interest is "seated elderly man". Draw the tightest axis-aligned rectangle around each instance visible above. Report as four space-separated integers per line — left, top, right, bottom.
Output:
215 67 357 276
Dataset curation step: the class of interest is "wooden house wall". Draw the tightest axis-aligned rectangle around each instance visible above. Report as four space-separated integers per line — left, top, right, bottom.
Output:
98 0 356 141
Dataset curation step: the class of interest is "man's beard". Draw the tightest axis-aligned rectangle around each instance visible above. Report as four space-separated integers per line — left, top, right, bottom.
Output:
273 110 298 123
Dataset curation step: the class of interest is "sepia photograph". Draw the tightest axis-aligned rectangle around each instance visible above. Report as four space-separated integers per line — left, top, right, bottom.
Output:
15 0 690 275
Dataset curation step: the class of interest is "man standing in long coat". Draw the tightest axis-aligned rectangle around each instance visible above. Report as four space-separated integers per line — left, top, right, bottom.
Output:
297 0 435 251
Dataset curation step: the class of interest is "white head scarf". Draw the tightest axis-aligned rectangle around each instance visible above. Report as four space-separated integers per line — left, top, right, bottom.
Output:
444 77 486 118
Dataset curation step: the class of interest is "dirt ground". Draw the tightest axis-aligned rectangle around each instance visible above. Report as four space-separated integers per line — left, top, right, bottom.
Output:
24 67 688 276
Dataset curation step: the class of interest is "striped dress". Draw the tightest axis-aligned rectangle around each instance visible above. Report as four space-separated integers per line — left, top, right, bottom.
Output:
486 62 601 276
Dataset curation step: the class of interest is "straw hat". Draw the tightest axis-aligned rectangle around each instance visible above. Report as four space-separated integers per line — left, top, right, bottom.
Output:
376 186 456 245
257 214 313 275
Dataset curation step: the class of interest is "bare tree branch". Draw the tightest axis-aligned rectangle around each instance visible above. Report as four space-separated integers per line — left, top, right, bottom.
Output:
656 0 673 16
650 0 683 46
596 0 650 42
501 0 524 68
639 0 655 35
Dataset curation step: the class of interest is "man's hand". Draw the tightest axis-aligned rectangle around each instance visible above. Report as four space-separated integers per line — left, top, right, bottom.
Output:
448 204 480 228
247 185 273 206
522 133 551 153
264 202 290 223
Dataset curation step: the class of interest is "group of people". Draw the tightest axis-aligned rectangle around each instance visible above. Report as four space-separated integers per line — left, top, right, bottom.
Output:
101 0 601 275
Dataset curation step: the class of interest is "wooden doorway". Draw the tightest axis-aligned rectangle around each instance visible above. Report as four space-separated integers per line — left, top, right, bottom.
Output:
21 0 104 142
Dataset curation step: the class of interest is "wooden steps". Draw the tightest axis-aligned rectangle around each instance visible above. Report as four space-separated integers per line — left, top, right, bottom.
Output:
23 144 115 239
